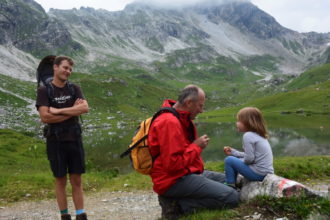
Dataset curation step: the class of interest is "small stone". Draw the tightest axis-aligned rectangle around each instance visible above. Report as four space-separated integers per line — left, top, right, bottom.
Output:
252 213 261 219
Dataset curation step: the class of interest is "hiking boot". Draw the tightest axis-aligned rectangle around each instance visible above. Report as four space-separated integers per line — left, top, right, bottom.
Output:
224 182 238 190
158 195 182 220
75 213 88 220
61 214 72 220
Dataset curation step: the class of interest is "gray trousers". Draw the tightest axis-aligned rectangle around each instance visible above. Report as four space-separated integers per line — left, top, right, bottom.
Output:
162 170 239 214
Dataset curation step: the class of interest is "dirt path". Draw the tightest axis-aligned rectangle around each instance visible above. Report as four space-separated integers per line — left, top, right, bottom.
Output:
0 190 161 220
0 182 328 220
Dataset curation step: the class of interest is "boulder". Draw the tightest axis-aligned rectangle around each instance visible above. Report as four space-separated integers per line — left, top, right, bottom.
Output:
238 174 328 201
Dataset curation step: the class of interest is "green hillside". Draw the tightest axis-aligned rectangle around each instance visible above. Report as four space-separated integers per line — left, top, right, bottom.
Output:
0 129 51 202
1 58 329 131
201 64 330 122
287 63 330 90
247 80 330 113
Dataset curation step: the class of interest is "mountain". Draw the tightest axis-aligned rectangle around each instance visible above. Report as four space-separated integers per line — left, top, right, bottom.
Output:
48 1 330 74
0 0 83 80
0 0 330 132
0 0 330 81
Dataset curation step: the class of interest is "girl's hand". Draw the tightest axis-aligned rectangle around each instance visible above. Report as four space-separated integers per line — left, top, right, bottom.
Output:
223 146 232 155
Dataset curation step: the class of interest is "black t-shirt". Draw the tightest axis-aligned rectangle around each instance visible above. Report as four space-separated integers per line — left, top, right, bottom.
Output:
36 82 84 141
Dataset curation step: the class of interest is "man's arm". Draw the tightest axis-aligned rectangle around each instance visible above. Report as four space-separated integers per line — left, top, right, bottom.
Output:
155 119 203 173
38 106 72 124
49 99 89 116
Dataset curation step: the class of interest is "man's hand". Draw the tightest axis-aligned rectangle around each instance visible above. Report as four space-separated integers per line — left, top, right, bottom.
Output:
74 98 84 105
194 134 210 149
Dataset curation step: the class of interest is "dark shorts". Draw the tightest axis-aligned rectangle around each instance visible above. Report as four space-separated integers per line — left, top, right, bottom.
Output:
46 140 85 177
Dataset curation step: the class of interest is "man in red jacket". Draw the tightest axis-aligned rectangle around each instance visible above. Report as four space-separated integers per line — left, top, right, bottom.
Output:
148 85 239 219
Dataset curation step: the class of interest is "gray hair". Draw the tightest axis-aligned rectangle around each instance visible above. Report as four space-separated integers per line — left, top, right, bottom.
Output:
177 85 202 105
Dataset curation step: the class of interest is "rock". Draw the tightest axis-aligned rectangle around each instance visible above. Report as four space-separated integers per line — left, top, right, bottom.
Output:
306 213 330 220
252 213 261 219
296 109 304 114
239 174 327 201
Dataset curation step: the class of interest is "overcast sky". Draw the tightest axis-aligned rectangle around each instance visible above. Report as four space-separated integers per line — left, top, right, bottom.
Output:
34 0 330 33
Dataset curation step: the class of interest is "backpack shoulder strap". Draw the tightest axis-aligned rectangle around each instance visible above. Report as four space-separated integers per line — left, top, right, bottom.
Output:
45 82 55 104
120 107 179 158
151 107 180 124
66 81 76 100
66 81 83 123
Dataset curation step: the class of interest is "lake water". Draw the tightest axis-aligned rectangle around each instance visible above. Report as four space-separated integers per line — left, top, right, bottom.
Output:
83 114 330 173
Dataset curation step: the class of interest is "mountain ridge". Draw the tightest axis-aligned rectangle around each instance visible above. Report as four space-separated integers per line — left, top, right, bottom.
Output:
0 0 330 81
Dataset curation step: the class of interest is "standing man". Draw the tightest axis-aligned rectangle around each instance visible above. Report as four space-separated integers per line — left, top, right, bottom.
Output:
148 85 239 219
36 56 89 220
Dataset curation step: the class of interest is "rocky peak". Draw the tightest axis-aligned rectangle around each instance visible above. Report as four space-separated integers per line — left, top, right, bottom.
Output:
0 0 82 57
193 1 293 39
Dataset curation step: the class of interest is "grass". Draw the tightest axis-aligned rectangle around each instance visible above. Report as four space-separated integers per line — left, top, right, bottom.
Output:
0 73 35 100
0 44 330 219
0 129 329 219
182 195 330 220
250 196 330 219
180 209 240 220
200 79 330 123
287 63 330 90
0 129 51 203
180 195 330 220
199 62 330 122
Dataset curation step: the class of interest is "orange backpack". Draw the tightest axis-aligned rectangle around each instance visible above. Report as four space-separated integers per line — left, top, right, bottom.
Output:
120 107 179 175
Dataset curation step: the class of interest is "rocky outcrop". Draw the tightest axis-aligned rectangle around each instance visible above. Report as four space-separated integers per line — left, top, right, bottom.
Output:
239 174 328 201
195 1 293 39
47 0 330 75
0 0 82 57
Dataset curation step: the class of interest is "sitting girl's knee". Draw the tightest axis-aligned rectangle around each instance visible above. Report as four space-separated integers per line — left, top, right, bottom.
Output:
224 156 236 164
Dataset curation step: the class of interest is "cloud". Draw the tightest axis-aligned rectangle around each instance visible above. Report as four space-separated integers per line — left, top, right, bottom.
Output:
250 0 330 33
35 0 134 12
134 0 249 9
35 0 330 32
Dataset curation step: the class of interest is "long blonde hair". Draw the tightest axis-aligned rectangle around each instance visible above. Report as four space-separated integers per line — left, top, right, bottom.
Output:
237 107 268 138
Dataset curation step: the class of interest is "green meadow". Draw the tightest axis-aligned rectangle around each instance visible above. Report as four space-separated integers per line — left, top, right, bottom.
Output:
0 55 329 219
0 129 329 219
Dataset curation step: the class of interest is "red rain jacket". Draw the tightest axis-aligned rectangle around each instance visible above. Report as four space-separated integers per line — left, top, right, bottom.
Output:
148 99 204 195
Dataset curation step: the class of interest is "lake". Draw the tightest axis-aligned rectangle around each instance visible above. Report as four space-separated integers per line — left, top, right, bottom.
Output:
83 114 330 173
